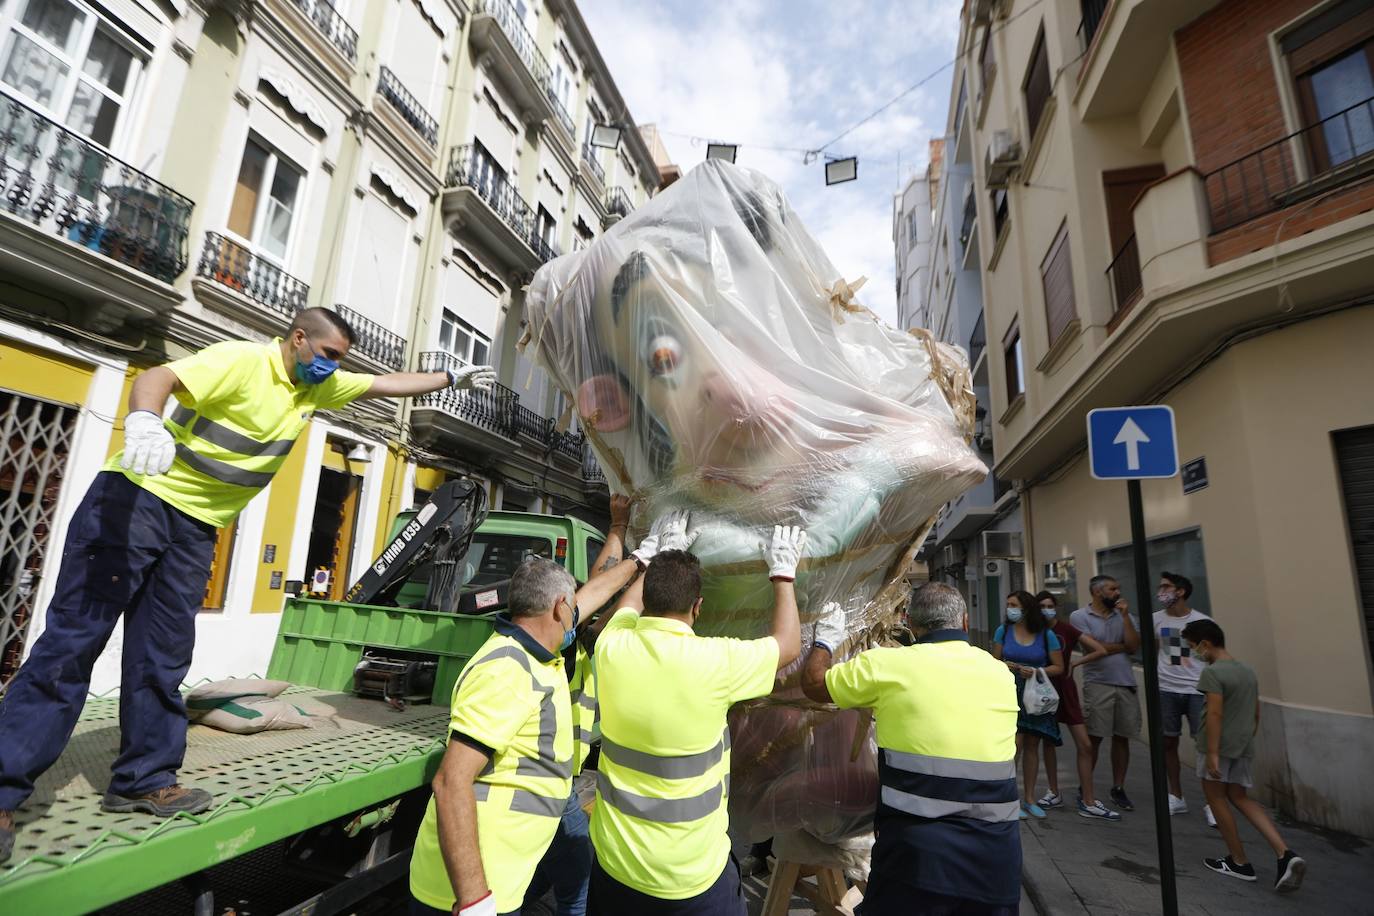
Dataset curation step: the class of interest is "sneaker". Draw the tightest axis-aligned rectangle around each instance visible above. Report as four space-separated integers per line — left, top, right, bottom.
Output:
1205 804 1217 828
1168 794 1189 815
1023 802 1047 819
101 784 213 817
1038 791 1064 809
1275 851 1306 892
1077 799 1123 821
1204 855 1257 882
1110 786 1135 811
0 810 13 864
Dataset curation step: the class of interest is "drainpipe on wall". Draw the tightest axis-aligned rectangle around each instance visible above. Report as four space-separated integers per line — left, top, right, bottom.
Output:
1017 480 1037 592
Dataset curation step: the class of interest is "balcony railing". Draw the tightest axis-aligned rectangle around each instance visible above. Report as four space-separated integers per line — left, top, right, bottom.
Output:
552 427 584 462
1106 234 1142 316
474 0 567 117
335 304 405 369
512 401 552 441
196 232 308 317
1077 0 1109 52
378 66 438 148
968 311 986 369
546 90 575 139
1203 94 1374 233
290 0 358 62
581 143 605 184
446 145 559 264
415 351 520 436
959 190 977 246
583 444 605 483
0 94 192 283
606 187 633 219
992 188 1009 238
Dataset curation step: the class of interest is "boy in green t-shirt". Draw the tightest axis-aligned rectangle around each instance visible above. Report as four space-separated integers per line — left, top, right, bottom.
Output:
1182 619 1305 892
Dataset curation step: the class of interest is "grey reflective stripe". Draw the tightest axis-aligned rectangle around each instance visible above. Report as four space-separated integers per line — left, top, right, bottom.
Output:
171 406 295 457
596 771 724 824
174 445 276 488
574 725 588 743
471 781 563 817
880 786 1021 823
882 749 1016 781
600 733 726 780
575 692 596 711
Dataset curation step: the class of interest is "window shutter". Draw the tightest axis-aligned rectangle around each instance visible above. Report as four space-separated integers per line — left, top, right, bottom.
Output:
1041 221 1076 345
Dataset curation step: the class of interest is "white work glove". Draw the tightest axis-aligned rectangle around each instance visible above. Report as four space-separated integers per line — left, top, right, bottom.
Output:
453 891 496 916
763 525 807 581
632 509 694 564
445 364 497 391
813 601 846 654
120 410 175 476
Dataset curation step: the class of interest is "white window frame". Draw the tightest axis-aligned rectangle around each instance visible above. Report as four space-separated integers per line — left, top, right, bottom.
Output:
438 309 491 366
226 133 306 267
0 0 144 153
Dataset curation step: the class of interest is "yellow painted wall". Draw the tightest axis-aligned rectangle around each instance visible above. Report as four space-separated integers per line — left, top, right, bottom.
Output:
0 340 93 406
252 422 312 613
373 448 409 555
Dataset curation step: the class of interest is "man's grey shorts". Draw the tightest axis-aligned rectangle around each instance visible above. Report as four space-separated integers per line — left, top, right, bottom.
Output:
1160 691 1204 738
1082 682 1141 738
1198 753 1253 788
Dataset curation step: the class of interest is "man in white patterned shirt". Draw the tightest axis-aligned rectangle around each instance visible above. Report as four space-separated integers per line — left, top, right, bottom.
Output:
1153 571 1212 820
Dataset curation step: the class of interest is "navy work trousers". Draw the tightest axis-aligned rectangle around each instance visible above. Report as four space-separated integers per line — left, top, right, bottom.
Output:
587 855 744 916
0 471 216 810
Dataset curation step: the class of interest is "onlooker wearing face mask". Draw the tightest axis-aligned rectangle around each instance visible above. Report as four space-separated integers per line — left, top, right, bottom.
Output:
1153 571 1214 822
1034 592 1119 821
991 590 1064 819
1069 576 1141 813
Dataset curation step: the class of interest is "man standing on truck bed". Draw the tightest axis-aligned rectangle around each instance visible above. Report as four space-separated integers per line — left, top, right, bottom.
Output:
0 307 496 864
409 512 673 916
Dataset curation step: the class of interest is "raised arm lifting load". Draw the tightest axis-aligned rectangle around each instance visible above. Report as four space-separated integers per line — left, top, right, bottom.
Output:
522 159 987 842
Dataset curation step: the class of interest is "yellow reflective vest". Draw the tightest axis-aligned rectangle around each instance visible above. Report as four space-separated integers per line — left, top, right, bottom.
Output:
590 608 778 899
569 644 597 776
410 618 573 912
107 339 371 528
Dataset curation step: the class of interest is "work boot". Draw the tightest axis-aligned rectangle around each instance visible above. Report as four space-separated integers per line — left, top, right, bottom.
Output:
0 809 13 864
101 784 213 817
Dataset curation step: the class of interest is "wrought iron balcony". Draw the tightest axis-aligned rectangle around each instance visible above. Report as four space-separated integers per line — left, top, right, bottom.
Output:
968 311 986 370
445 145 558 265
551 427 584 462
335 304 405 369
474 0 552 92
290 0 358 62
583 445 605 484
1204 94 1374 233
581 143 605 185
0 94 192 283
1077 0 1108 52
378 66 438 149
415 351 519 437
512 401 552 441
1106 234 1141 317
196 232 309 318
959 190 977 246
605 186 633 220
546 89 575 139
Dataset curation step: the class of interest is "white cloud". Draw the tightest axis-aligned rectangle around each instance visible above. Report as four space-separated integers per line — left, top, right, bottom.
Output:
578 0 962 327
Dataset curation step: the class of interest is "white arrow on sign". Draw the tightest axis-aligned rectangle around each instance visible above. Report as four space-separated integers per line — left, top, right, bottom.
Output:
1113 417 1150 471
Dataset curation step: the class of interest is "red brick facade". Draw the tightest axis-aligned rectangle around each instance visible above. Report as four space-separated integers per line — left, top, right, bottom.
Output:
1177 0 1374 263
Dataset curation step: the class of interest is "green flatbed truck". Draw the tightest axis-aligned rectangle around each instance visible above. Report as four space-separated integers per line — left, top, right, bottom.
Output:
0 481 606 915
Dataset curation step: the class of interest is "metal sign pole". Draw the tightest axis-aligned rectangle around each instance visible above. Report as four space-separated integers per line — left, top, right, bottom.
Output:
1127 478 1178 916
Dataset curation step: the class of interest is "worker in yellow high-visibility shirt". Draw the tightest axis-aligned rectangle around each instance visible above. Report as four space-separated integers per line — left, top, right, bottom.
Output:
0 307 495 865
801 583 1020 915
589 517 807 915
409 509 686 916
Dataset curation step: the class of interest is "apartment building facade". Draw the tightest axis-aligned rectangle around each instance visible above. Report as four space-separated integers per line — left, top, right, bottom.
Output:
950 0 1374 836
0 0 659 694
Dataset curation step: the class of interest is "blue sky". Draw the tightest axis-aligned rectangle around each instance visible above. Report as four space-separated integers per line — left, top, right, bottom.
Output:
579 0 962 326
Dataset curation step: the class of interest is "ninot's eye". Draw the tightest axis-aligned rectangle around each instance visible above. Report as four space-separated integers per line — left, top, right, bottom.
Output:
645 335 682 378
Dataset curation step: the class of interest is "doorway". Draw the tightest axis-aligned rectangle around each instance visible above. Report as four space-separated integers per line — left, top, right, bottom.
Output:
303 465 363 601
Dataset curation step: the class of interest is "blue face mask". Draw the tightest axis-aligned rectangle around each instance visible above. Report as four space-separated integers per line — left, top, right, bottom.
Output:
295 335 339 385
1006 607 1023 623
1042 607 1057 620
560 602 580 652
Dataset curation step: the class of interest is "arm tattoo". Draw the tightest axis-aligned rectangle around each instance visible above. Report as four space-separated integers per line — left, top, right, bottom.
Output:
598 554 621 572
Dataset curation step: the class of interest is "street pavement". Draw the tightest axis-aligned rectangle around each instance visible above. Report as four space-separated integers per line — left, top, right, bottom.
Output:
1019 734 1374 915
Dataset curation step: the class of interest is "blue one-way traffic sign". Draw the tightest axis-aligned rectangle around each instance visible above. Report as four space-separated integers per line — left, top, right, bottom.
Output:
1087 406 1179 479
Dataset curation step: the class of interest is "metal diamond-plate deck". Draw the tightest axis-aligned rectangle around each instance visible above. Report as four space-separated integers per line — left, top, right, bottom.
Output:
0 687 448 914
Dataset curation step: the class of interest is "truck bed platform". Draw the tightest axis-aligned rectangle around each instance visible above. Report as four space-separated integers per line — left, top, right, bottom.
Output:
0 687 448 915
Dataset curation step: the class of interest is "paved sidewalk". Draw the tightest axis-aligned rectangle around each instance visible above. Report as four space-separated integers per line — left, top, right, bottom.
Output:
1019 735 1374 915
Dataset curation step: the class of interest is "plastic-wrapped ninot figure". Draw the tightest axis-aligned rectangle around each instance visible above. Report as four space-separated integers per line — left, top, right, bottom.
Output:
523 160 986 843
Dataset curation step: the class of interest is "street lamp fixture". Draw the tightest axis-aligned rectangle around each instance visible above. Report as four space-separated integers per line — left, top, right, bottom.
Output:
706 143 738 163
825 156 858 185
591 124 622 149
346 443 372 464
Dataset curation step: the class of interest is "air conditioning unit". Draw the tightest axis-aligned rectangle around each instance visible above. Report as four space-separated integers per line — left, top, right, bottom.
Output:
984 130 1022 189
984 558 1009 579
971 0 995 24
938 544 963 570
982 530 1023 559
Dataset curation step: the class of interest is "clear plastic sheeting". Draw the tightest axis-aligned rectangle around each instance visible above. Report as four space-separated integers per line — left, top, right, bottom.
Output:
524 160 986 842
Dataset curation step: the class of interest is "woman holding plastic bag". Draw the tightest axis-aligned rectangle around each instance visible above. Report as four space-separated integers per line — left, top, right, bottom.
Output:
992 590 1065 819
